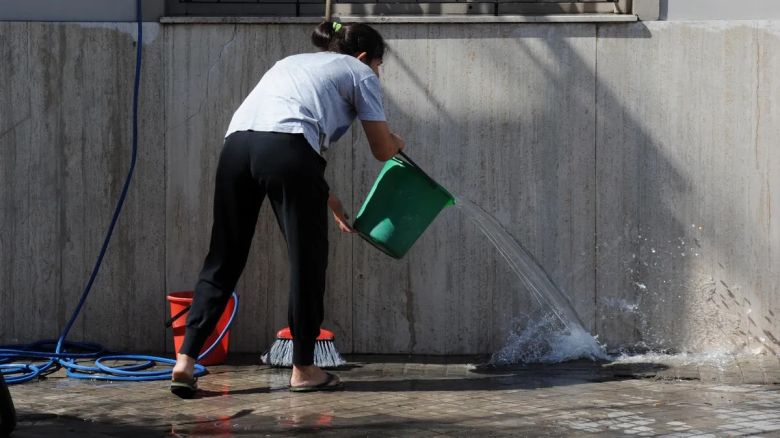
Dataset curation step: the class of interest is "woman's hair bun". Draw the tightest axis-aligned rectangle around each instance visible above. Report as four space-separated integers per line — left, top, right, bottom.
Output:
311 21 336 50
310 21 385 61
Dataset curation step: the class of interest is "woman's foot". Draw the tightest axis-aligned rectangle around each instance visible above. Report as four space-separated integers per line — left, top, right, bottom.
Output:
290 365 343 391
171 354 198 398
172 353 196 381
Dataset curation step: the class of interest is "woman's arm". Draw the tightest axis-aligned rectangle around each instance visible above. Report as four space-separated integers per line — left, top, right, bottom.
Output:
361 120 405 161
330 122 403 233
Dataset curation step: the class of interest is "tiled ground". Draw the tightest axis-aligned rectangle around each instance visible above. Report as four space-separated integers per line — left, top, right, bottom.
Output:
4 354 780 437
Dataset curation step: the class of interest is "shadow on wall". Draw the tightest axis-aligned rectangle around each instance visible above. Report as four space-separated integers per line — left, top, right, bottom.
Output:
517 23 685 353
367 21 778 355
534 22 778 355
354 23 665 354
517 23 779 355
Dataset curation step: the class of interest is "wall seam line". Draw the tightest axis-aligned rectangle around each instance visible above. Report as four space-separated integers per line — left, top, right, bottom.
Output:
162 23 169 353
593 23 600 334
754 27 761 170
351 121 356 354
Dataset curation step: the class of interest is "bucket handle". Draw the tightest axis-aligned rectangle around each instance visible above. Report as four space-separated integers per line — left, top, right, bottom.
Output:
397 151 439 189
165 305 190 328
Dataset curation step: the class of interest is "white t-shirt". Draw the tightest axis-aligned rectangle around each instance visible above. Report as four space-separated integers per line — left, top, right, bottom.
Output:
225 51 386 154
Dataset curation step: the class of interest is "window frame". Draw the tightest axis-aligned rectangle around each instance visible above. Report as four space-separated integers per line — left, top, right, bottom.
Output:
164 0 649 20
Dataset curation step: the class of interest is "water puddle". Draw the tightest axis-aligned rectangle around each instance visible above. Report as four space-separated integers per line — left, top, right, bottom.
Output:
610 350 751 370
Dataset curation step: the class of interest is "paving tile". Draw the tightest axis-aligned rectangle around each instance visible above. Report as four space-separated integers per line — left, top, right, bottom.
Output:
5 355 780 437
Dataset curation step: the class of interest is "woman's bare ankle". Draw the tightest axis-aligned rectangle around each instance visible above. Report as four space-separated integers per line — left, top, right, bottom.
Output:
290 364 327 386
172 353 196 380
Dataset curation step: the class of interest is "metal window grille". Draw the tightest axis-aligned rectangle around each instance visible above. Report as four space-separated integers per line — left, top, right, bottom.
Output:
165 0 633 17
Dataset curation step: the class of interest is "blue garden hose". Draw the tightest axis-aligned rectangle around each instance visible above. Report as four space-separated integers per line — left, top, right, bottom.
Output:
0 0 238 385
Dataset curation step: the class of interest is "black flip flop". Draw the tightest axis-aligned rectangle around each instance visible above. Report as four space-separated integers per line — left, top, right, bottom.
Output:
289 372 344 393
170 377 198 399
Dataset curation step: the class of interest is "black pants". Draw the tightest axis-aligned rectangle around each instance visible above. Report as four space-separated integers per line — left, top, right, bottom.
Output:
180 131 329 366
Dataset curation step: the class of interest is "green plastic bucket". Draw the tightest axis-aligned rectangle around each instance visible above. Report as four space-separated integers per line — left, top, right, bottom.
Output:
353 155 455 259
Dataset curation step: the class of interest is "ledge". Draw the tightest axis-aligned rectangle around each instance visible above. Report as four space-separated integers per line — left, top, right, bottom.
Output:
160 14 638 24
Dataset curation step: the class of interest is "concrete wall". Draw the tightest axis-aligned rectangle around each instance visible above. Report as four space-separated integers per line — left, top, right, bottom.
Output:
1 21 778 356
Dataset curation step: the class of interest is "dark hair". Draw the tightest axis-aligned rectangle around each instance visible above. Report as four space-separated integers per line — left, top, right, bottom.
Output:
311 21 386 61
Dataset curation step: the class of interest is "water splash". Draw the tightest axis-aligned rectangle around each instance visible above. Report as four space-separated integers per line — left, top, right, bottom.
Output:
602 297 640 314
491 314 608 364
454 198 608 363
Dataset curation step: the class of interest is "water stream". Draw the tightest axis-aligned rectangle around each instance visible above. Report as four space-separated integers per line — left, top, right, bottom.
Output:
454 198 609 364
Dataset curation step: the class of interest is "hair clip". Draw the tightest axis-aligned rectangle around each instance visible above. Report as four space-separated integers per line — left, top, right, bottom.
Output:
332 22 342 32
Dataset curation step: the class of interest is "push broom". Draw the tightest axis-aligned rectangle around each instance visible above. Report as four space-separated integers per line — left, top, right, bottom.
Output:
166 305 345 367
261 327 346 368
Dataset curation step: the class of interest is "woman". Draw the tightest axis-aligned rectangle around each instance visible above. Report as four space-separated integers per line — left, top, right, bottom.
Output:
170 21 404 398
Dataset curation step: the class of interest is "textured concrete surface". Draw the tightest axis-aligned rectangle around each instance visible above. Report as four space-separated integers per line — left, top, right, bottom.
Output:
595 21 780 355
5 355 780 437
1 21 779 357
0 22 166 350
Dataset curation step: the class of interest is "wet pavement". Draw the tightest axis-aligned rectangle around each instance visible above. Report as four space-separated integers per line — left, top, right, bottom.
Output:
5 354 780 437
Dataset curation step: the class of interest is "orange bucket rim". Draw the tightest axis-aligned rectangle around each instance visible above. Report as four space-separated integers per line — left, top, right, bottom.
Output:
167 291 194 304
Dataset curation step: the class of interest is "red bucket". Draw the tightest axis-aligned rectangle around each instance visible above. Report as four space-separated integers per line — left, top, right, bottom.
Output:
167 291 235 366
